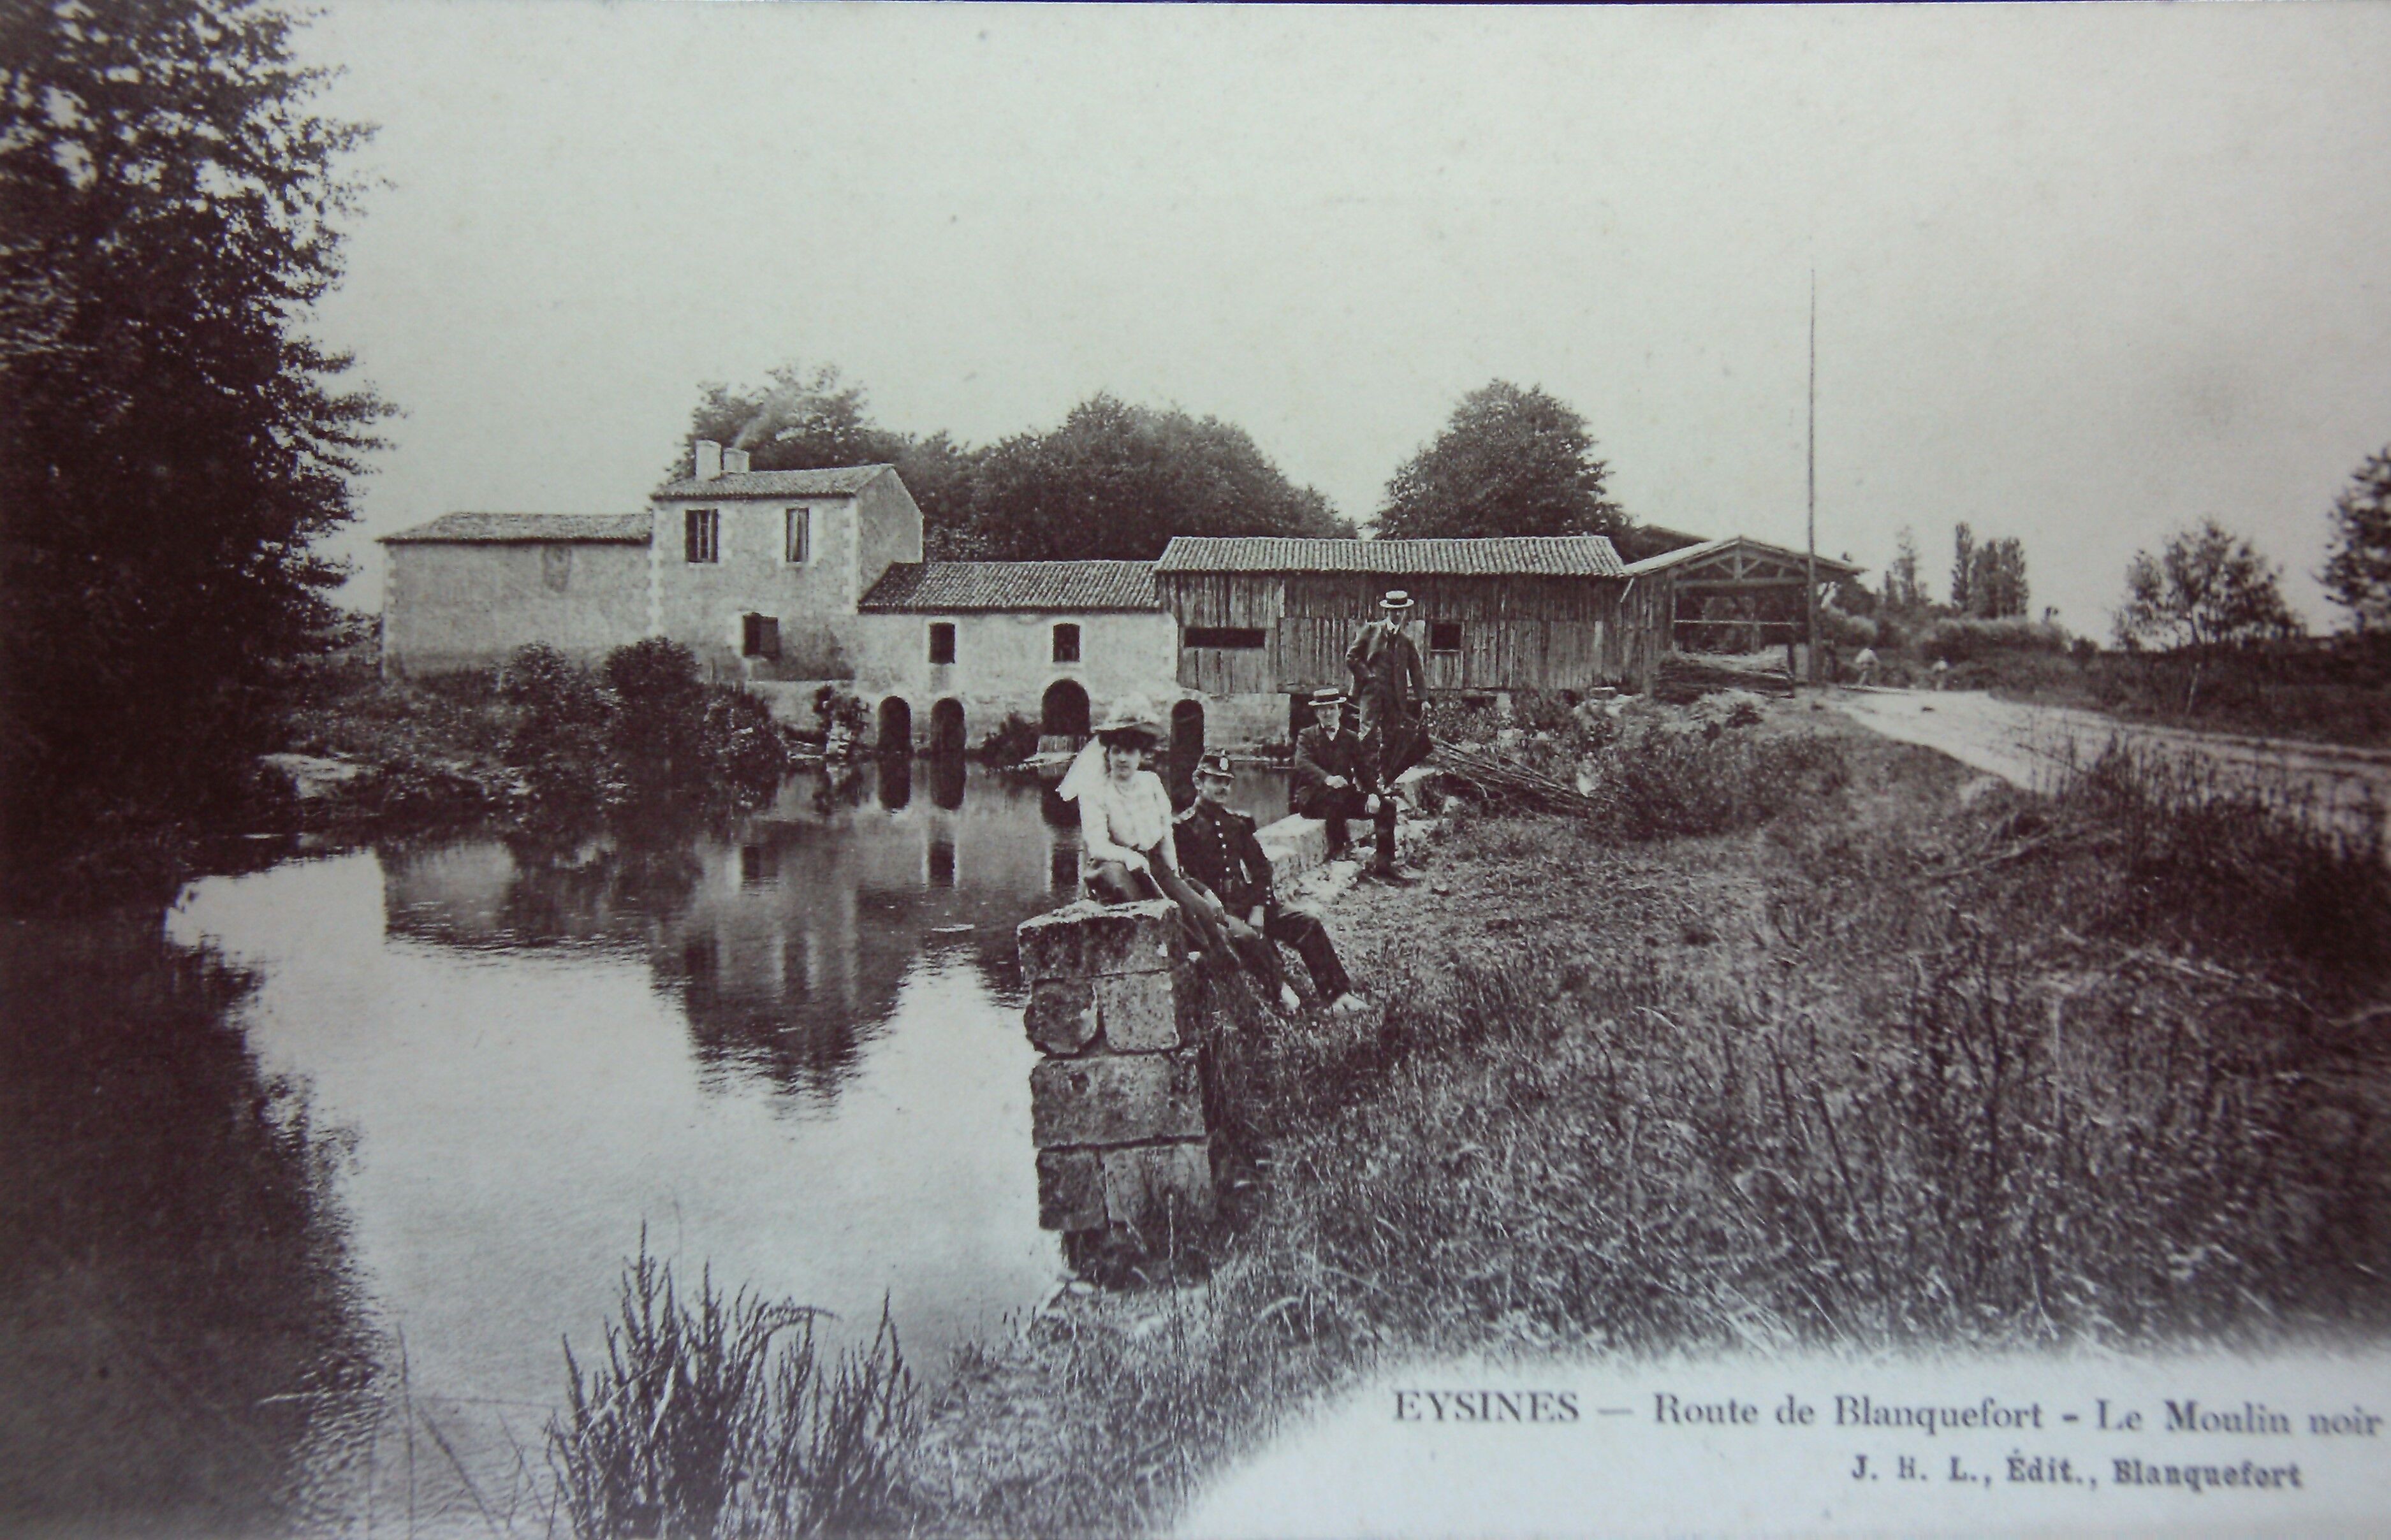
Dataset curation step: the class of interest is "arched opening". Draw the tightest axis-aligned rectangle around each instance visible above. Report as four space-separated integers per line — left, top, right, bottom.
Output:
875 696 913 755
875 754 912 810
1041 678 1091 740
1168 699 1205 803
929 697 967 757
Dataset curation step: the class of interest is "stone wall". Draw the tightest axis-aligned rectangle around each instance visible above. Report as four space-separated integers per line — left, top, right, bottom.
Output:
381 540 650 677
1016 900 1215 1258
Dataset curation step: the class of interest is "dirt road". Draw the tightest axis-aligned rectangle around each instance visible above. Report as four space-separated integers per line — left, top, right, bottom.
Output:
1833 688 2391 848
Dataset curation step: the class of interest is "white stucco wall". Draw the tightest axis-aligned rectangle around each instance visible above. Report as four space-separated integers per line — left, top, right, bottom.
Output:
847 610 1181 749
381 541 651 676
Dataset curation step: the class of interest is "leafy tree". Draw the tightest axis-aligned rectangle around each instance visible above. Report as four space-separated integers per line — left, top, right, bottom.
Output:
1950 522 1977 613
1377 381 1626 540
1883 525 1927 611
955 393 1349 562
2116 519 2300 650
1968 535 2030 618
2321 445 2391 634
1 0 390 866
672 361 906 479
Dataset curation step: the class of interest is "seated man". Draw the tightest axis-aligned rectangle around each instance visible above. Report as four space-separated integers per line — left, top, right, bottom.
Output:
1291 686 1409 883
1174 751 1367 1016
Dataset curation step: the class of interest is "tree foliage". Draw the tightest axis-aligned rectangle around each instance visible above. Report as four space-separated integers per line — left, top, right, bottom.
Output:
1377 381 1626 541
2321 445 2391 634
2116 520 2300 651
1882 525 1929 612
1 0 389 858
1949 522 2029 618
953 393 1347 561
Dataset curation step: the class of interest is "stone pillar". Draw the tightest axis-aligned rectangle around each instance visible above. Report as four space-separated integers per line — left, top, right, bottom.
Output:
1017 899 1215 1256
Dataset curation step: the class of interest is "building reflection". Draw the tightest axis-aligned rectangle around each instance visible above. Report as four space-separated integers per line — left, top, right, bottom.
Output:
376 762 1139 1106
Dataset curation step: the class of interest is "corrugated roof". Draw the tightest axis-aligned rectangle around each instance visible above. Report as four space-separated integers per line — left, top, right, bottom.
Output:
381 512 651 544
652 465 891 500
859 561 1160 613
1622 536 1866 579
1155 535 1626 578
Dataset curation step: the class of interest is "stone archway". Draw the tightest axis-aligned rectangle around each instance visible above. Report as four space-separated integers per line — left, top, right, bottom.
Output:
876 696 912 755
929 697 967 757
1041 678 1091 740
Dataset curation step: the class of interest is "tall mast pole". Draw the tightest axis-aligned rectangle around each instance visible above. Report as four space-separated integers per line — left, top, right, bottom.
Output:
1805 270 1818 686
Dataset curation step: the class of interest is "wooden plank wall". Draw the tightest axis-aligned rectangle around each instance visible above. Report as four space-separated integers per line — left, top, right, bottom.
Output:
1158 570 1673 695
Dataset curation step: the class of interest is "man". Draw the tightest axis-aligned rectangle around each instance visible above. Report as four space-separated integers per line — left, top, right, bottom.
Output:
1174 752 1367 1016
1292 686 1410 882
1345 588 1429 782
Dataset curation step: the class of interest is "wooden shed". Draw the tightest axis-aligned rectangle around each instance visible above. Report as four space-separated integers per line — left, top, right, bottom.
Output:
1621 535 1866 653
1152 536 1671 701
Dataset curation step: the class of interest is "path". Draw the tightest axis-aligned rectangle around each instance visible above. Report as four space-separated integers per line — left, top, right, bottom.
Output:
1832 687 2391 848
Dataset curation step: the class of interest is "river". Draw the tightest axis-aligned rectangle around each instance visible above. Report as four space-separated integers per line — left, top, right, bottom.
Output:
0 760 1290 1539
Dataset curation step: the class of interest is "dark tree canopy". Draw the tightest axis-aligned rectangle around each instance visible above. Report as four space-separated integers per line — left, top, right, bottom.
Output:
2116 519 2300 650
1376 381 1627 541
954 393 1349 562
1 0 389 859
2322 445 2391 634
672 372 1349 562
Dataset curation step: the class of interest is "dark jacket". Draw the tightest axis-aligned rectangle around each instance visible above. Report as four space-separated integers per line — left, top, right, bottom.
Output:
1292 723 1380 803
1173 798 1274 916
1346 620 1426 715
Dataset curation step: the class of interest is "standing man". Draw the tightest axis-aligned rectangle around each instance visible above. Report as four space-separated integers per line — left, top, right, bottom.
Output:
1175 752 1368 1015
1292 687 1410 883
1346 588 1429 783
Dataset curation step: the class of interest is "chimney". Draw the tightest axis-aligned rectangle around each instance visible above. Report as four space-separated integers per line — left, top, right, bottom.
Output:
722 447 751 475
694 440 722 481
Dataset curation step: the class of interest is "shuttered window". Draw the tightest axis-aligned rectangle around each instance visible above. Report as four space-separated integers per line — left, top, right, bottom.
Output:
685 508 719 563
742 613 780 658
785 506 810 563
928 622 956 665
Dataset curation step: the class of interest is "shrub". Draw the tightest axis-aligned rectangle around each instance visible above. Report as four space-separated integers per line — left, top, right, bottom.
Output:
500 645 612 816
701 691 792 808
977 712 1043 766
1912 616 2070 662
604 640 709 792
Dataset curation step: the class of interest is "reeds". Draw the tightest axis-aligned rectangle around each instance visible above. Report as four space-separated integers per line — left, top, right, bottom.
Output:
547 1235 916 1539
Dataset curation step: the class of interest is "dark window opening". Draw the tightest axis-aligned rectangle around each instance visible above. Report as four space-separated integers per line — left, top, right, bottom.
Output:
785 506 810 563
1185 627 1266 650
1052 623 1080 664
1429 621 1463 653
742 613 780 658
684 507 719 563
740 843 778 885
928 621 956 665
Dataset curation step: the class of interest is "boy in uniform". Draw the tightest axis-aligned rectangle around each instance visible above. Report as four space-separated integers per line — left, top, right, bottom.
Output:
1174 750 1366 1015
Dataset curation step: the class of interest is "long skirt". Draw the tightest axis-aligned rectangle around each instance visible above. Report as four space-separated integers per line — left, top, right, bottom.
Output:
1086 845 1230 958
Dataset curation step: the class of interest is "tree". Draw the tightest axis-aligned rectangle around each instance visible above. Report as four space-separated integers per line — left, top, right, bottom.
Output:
1377 381 1626 541
2321 445 2391 634
1968 535 2030 618
1950 522 1977 613
672 361 906 479
954 393 1349 562
2115 520 2300 650
1 0 390 866
1883 525 1927 611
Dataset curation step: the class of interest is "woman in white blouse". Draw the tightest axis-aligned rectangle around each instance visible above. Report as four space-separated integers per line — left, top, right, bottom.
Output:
1060 700 1227 955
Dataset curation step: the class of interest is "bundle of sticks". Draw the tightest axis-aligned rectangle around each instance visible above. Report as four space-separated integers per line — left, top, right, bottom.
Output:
1426 736 1597 817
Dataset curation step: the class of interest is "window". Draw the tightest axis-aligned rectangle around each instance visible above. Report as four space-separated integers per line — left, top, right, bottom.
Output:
1184 627 1266 650
742 613 780 659
684 507 719 563
784 505 810 563
1052 623 1081 664
1429 621 1463 653
541 545 573 592
928 621 956 665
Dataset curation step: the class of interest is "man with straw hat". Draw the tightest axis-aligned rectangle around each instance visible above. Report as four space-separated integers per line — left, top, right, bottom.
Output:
1291 686 1409 883
1174 750 1368 1016
1347 588 1429 782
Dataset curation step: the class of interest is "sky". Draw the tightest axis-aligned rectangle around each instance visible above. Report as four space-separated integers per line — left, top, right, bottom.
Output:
296 1 2391 634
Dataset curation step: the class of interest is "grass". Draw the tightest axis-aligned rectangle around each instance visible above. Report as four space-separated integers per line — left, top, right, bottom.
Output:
541 701 2391 1537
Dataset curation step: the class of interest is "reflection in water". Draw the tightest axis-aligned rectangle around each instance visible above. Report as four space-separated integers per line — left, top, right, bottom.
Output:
10 760 1295 1537
0 915 377 1539
929 754 967 810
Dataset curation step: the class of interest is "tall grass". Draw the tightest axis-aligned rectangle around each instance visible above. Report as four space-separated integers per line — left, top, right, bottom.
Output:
548 1237 917 1539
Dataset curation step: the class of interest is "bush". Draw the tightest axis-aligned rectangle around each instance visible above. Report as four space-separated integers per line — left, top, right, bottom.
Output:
701 691 792 807
977 712 1043 766
1912 616 2070 662
500 645 612 817
604 640 709 792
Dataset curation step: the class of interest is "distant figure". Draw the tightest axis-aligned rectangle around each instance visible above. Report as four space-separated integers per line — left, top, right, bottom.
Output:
1346 588 1429 782
1931 657 1950 691
1060 699 1229 957
1174 751 1366 1017
1292 687 1410 883
1852 645 1878 687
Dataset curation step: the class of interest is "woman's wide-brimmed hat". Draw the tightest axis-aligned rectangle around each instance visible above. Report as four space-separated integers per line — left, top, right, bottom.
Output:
1093 696 1162 742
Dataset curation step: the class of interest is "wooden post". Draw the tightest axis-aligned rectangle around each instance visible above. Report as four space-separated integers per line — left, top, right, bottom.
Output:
1805 271 1820 687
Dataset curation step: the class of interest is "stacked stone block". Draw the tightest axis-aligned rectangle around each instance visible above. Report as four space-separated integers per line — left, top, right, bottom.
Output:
1017 899 1215 1251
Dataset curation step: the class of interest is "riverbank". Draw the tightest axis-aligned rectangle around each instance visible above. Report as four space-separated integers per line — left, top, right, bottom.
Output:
888 699 2391 1537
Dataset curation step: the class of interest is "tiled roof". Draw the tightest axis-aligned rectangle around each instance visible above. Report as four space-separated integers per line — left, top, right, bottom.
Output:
380 512 651 544
859 561 1161 613
1622 536 1866 579
652 465 891 500
1154 535 1626 578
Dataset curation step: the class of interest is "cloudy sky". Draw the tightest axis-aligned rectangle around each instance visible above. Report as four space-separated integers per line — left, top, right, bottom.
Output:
300 1 2391 633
